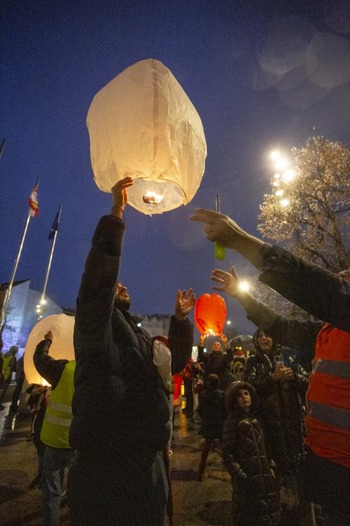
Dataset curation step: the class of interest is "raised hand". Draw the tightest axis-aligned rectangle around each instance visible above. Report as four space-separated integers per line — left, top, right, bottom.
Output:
111 176 134 216
272 364 295 382
211 266 241 297
44 330 53 341
190 208 264 263
175 289 196 320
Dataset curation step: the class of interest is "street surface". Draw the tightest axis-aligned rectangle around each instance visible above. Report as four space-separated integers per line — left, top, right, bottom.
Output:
0 391 232 526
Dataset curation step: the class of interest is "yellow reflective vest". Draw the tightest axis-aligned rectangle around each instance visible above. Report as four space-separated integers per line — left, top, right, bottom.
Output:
2 355 13 379
40 360 76 448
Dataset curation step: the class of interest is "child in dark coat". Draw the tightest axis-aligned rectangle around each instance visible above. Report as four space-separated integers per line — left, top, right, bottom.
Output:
197 373 226 480
222 381 281 526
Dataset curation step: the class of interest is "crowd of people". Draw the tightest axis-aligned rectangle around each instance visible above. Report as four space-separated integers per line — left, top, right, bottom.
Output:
0 179 349 526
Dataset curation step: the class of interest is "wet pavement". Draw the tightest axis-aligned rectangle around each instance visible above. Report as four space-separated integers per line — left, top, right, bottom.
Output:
0 394 232 526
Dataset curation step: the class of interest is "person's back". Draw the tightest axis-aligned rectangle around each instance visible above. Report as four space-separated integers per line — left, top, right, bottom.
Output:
34 332 75 526
222 381 281 526
198 374 226 440
198 374 226 480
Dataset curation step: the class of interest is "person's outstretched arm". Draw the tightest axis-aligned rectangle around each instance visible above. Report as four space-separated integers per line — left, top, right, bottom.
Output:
190 209 265 266
210 265 320 365
191 208 350 331
169 289 195 374
75 177 133 345
33 331 67 389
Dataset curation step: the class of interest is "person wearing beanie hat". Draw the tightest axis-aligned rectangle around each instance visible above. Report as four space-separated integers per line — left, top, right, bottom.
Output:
222 380 281 525
0 344 19 410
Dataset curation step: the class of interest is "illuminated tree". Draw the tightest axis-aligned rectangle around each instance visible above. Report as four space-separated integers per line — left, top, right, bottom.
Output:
258 137 350 273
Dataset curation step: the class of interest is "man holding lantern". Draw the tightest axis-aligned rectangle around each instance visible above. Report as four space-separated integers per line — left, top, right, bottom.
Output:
68 177 195 526
197 338 234 392
191 208 350 526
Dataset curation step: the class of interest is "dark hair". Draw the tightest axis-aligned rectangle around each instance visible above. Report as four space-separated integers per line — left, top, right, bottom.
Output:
225 381 256 412
252 328 276 353
205 373 220 390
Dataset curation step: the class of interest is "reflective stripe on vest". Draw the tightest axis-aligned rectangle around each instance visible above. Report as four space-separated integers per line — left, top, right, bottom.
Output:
308 400 350 430
45 401 73 427
314 359 350 379
40 360 76 448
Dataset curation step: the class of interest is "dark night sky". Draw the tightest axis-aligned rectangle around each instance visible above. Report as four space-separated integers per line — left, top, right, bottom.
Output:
1 0 350 338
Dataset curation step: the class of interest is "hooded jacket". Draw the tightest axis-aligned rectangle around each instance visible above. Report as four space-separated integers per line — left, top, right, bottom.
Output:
198 374 226 439
243 330 308 474
223 381 281 526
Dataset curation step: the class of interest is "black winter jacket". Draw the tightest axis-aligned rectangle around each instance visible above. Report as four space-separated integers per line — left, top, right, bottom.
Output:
70 215 194 458
223 382 281 526
197 347 234 390
198 387 226 440
243 348 308 474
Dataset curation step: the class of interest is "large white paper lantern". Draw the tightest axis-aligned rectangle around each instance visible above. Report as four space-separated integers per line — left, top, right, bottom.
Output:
24 314 75 385
87 58 207 215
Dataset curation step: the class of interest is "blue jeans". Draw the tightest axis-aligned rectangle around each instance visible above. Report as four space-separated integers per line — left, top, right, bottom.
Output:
42 447 74 526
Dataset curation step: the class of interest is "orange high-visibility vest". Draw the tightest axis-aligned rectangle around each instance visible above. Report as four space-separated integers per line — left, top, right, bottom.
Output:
305 323 350 468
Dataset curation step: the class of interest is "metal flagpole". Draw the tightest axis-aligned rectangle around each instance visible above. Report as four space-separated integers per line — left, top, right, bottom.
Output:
36 205 62 321
0 213 32 331
1 178 40 333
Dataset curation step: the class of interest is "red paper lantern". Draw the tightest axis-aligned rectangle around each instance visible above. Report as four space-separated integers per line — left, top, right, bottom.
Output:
194 293 227 336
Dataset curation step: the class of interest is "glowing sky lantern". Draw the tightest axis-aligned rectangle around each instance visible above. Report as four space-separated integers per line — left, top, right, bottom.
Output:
87 58 207 215
24 314 75 385
194 293 227 336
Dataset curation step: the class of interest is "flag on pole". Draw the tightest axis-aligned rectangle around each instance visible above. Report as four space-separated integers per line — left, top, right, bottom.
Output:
48 205 62 240
28 181 39 217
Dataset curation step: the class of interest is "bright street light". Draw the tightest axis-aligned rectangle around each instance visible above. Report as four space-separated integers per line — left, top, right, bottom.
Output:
282 168 296 183
280 198 290 207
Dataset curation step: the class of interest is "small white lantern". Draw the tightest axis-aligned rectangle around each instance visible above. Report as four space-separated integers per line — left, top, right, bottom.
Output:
24 314 75 385
87 58 207 215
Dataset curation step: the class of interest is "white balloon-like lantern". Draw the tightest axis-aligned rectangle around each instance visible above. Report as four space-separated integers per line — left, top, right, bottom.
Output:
24 314 75 385
87 58 207 215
